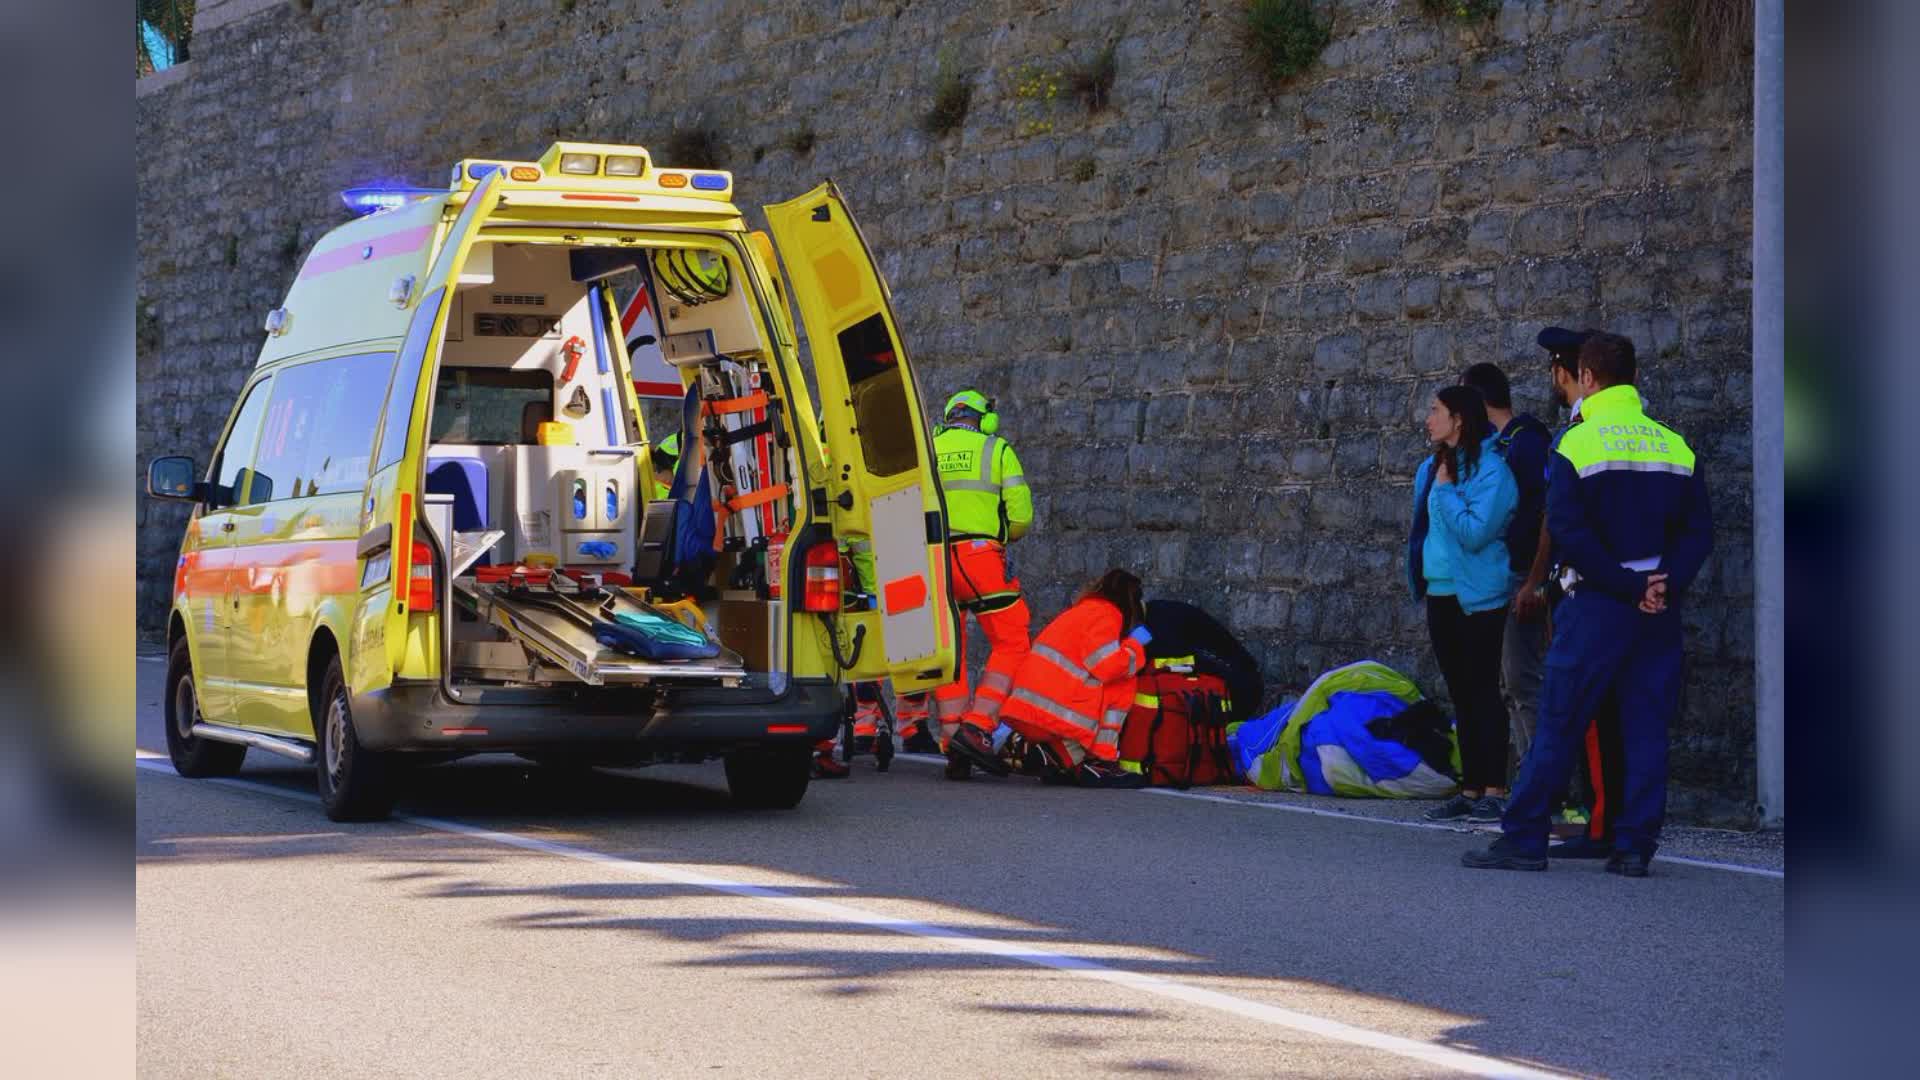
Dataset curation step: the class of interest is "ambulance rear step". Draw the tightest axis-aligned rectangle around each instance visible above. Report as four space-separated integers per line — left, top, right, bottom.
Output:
452 575 747 687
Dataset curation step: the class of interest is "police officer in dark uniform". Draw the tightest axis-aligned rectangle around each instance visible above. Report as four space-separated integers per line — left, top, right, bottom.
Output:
1463 332 1714 877
1534 327 1627 859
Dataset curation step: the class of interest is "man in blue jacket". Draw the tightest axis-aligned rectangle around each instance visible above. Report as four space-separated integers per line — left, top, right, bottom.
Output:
1462 332 1713 877
1458 362 1551 776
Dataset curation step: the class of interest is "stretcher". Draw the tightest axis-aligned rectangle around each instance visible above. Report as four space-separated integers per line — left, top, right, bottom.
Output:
452 567 747 687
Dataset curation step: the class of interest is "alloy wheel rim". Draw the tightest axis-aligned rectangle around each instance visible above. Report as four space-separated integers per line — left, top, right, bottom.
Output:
173 672 199 741
325 692 349 785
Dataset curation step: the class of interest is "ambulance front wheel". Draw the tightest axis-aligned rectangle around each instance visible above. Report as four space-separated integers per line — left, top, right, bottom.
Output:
164 637 246 778
315 655 397 822
724 747 811 810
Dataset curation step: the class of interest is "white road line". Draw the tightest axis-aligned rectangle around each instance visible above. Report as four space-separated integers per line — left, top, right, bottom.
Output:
135 756 1562 1079
891 752 1785 880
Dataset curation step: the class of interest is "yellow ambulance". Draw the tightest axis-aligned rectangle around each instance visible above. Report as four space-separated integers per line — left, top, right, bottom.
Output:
145 142 958 820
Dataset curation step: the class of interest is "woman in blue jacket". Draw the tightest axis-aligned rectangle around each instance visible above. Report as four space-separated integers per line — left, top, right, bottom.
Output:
1407 385 1519 822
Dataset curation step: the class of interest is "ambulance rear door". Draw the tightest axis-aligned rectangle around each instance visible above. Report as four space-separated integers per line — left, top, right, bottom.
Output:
762 182 957 692
354 170 504 693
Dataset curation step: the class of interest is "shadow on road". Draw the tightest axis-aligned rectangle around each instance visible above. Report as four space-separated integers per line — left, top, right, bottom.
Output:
138 754 1781 1078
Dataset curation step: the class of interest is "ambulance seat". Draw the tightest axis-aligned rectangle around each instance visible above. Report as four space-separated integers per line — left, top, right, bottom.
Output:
425 457 491 566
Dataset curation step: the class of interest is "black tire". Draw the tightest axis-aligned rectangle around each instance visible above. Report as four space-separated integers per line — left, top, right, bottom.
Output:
724 747 811 810
314 655 397 821
163 637 248 778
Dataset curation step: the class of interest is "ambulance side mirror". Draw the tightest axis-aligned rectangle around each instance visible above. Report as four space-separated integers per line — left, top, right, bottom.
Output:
146 456 203 503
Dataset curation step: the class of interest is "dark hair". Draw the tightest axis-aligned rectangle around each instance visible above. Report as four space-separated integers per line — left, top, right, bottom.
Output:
1547 347 1581 379
1433 385 1493 480
1578 331 1637 389
1078 568 1145 632
1459 362 1512 410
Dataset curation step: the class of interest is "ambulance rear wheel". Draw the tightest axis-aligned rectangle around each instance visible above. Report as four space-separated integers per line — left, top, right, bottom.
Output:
315 656 397 822
724 747 811 810
164 638 246 778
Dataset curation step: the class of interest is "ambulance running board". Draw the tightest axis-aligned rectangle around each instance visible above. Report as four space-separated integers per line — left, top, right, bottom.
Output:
453 576 748 687
191 722 316 764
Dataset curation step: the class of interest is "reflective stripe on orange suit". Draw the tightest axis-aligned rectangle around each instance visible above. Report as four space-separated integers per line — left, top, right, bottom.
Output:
999 596 1144 764
933 539 1031 749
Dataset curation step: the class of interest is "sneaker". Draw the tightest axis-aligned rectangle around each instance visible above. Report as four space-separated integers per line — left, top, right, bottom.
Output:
812 752 850 780
1072 759 1148 789
1605 851 1652 878
1460 837 1548 871
1548 834 1614 860
947 725 1010 777
1468 795 1507 823
901 727 939 754
1423 793 1477 821
1559 806 1591 826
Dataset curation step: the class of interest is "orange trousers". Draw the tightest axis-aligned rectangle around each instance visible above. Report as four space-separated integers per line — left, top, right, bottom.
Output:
932 540 1031 750
849 682 931 740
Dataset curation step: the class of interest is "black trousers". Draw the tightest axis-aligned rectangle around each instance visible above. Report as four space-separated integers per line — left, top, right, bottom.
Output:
1426 594 1512 791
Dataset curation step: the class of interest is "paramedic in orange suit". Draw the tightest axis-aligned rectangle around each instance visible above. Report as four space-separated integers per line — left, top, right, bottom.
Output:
925 390 1034 780
951 569 1151 789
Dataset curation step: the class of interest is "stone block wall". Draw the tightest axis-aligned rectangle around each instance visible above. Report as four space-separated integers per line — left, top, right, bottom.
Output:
136 0 1755 822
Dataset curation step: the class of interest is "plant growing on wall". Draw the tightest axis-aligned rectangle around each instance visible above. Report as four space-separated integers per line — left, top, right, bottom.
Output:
1654 0 1754 87
1066 42 1119 113
1011 64 1061 137
1245 0 1332 84
1416 0 1500 21
662 126 727 169
924 49 973 137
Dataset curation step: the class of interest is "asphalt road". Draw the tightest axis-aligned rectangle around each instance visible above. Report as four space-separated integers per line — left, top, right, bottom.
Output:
136 657 1783 1078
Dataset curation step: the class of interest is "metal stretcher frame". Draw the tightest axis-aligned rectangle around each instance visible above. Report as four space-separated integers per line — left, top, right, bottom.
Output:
452 575 747 686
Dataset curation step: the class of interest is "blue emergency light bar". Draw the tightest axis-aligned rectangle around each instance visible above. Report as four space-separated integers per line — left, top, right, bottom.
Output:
691 174 728 191
339 186 441 216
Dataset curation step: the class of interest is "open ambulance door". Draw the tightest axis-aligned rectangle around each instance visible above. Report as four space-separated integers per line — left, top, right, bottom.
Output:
763 182 958 693
352 171 504 694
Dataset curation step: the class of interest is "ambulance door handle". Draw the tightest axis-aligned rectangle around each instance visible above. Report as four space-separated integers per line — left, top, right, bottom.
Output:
221 521 235 533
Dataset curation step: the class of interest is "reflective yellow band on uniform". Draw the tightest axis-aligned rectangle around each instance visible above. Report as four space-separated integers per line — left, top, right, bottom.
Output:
1156 654 1196 669
1008 687 1100 737
1575 458 1694 478
1119 760 1145 774
1134 693 1160 708
1032 643 1098 687
943 479 1002 494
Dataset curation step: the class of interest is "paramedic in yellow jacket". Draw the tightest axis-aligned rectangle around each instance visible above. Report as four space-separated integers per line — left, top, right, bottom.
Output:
928 390 1035 780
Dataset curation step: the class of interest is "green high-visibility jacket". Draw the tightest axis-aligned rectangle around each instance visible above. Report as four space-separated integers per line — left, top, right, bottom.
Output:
934 425 1032 542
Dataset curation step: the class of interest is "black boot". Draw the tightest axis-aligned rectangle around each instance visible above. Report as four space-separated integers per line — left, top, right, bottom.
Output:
1605 851 1652 878
1460 836 1548 871
901 726 939 754
947 725 1009 776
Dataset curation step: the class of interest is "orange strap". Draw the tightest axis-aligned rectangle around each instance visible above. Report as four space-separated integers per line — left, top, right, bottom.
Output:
725 483 790 512
705 392 769 416
711 483 791 551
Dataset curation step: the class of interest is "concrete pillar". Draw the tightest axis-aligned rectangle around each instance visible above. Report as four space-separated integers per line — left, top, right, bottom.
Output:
1751 0 1784 829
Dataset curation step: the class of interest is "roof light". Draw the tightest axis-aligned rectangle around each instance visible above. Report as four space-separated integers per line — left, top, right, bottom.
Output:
467 163 501 180
339 186 439 215
559 153 600 175
690 173 728 191
509 165 542 181
604 155 644 177
657 172 688 189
